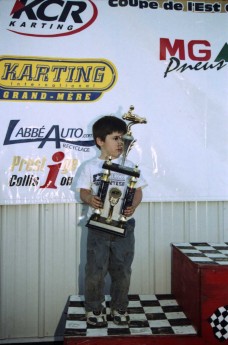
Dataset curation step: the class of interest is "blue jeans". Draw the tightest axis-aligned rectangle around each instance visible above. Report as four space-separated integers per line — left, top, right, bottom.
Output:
84 218 135 312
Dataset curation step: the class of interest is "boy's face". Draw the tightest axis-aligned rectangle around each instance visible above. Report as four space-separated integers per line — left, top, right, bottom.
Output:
97 131 124 159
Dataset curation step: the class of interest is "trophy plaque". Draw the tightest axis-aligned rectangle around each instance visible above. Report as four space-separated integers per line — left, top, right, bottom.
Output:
87 105 147 236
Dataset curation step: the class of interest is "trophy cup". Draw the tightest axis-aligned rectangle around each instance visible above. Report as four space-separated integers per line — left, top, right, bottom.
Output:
87 105 147 236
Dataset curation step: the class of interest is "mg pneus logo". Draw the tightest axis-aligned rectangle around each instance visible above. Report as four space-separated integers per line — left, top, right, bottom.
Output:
8 0 98 37
160 38 228 78
0 56 118 102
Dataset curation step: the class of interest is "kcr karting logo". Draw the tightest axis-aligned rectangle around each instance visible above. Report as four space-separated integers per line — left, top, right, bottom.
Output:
8 0 98 37
0 56 117 102
160 38 228 78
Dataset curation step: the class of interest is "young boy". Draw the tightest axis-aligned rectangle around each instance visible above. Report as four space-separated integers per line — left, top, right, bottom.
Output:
76 115 147 327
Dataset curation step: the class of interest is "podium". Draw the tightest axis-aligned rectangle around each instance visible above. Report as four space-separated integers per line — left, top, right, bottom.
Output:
172 242 228 344
64 242 228 345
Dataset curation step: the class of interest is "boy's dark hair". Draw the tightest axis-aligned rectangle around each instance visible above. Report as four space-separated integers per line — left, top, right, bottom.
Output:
93 115 127 149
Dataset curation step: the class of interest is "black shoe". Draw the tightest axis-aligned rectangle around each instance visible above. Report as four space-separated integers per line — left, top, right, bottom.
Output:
111 309 130 325
86 309 107 327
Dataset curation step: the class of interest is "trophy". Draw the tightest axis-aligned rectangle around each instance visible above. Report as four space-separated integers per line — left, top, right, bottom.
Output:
87 105 147 236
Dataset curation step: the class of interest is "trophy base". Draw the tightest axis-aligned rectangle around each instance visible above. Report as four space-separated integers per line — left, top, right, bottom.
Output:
87 215 126 237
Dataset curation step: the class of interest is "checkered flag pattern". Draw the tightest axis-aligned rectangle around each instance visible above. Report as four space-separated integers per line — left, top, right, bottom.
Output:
64 294 197 337
208 306 228 342
173 242 228 265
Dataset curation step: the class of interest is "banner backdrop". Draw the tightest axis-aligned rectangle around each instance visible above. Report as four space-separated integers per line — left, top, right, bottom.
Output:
0 0 227 204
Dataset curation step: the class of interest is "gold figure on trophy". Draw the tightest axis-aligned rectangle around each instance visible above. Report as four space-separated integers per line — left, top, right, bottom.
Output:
121 105 147 165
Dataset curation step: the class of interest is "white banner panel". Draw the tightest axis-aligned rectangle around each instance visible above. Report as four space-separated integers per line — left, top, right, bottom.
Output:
0 0 227 204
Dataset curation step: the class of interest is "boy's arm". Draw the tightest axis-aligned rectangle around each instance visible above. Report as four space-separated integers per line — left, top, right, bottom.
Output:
80 188 103 209
124 187 142 217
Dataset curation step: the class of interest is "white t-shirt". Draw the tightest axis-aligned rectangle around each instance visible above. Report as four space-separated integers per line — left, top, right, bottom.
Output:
76 156 147 219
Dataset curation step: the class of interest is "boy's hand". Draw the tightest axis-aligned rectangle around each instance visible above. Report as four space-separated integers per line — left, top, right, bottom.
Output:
122 188 142 217
80 189 103 209
123 205 136 217
88 195 103 209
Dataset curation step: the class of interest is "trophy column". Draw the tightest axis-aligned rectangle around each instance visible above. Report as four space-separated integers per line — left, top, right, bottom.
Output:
120 168 138 223
91 160 111 221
